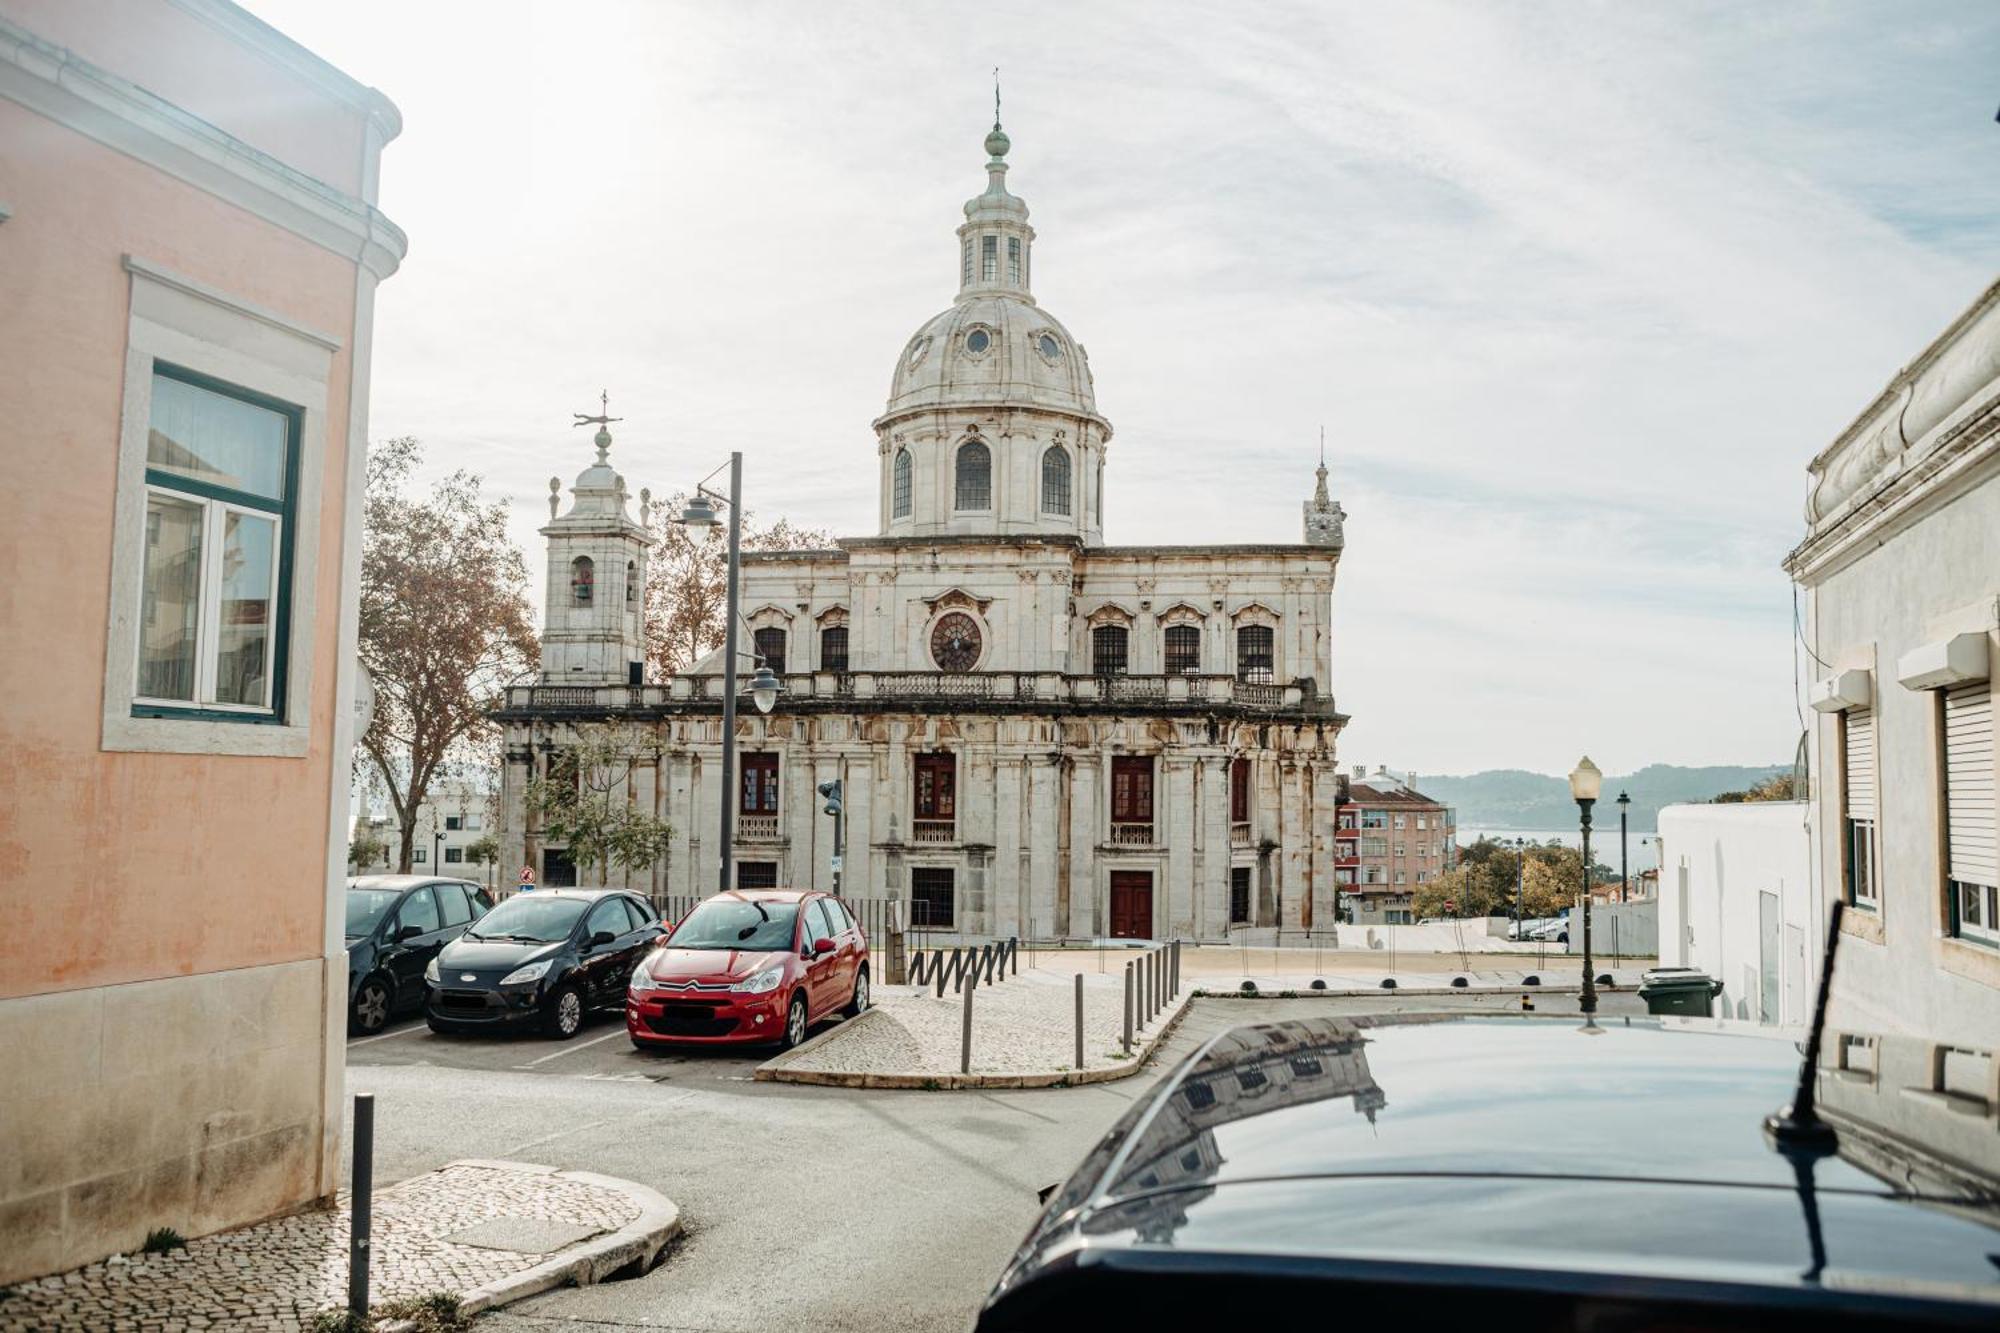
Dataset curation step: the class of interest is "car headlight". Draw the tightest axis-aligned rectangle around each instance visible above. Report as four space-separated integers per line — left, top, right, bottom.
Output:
500 960 552 986
629 970 661 992
424 958 440 985
731 965 786 995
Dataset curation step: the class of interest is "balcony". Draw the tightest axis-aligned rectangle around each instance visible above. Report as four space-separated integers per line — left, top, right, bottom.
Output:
737 814 779 842
1230 822 1252 848
503 670 1322 715
1110 822 1154 846
1334 852 1360 869
1334 825 1359 839
911 820 955 844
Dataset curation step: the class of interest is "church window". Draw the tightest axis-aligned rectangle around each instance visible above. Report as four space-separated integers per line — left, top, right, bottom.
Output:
1041 446 1071 515
981 234 997 281
135 365 297 716
740 753 779 815
1036 333 1062 362
753 626 787 675
965 327 990 355
910 867 955 928
737 861 779 889
914 754 957 828
1112 756 1154 824
962 237 972 286
820 625 849 673
1230 757 1251 823
1236 625 1274 684
1164 624 1201 675
625 561 636 605
955 440 992 510
1092 625 1129 677
1007 236 1021 284
570 556 594 606
892 449 913 518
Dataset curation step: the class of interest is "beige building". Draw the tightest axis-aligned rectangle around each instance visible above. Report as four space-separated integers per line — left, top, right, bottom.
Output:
1336 769 1456 925
351 780 498 883
499 116 1349 942
0 1 403 1280
1785 278 1998 1049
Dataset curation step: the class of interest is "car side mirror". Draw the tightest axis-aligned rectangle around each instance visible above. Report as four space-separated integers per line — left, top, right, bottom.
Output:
396 924 422 942
590 929 617 947
813 937 836 957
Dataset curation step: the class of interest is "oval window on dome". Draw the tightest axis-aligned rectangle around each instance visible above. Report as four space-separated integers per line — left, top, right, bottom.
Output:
906 336 932 369
1037 333 1062 362
965 328 991 355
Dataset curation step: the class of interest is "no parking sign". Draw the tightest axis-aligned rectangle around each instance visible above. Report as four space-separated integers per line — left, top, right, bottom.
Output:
518 865 536 892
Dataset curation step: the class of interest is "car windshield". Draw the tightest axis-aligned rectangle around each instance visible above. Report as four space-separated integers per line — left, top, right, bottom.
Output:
668 898 800 951
464 895 588 943
346 888 402 937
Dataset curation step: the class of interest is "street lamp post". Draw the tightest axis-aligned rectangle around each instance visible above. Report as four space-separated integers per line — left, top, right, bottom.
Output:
1616 790 1631 904
1514 836 1528 938
1569 756 1602 1018
676 453 780 893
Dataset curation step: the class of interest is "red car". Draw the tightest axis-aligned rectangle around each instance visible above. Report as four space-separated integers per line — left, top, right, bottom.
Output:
626 890 869 1051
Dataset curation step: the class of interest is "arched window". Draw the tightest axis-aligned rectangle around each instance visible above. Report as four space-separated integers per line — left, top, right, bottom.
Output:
753 627 787 675
570 556 594 607
1236 625 1274 684
1164 624 1201 675
955 440 992 511
820 625 849 673
1092 624 1129 677
1041 446 1071 515
624 560 637 605
892 449 912 518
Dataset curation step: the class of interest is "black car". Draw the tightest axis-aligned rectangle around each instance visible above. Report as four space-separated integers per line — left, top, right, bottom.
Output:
346 875 494 1034
425 888 664 1039
977 1015 2000 1332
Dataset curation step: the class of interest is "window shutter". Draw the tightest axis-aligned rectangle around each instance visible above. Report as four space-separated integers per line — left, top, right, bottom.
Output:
1844 707 1875 822
1945 682 1994 886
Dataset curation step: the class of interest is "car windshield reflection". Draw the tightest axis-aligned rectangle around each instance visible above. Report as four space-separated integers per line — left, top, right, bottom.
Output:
465 895 587 942
668 898 799 951
346 888 401 938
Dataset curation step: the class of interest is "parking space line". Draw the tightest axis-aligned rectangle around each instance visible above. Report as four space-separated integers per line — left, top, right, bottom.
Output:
346 1022 428 1049
516 1027 631 1068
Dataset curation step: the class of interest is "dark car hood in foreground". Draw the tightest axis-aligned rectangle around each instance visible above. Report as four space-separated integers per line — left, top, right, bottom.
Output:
436 936 564 973
996 1016 2000 1318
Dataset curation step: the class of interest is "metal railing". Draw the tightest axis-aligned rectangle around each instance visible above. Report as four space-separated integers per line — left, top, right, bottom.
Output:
1120 939 1183 1060
911 819 955 844
908 936 1019 997
1229 822 1252 847
1110 822 1154 846
736 814 780 841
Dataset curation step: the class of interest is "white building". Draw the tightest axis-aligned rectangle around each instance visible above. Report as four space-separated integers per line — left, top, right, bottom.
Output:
351 780 497 881
1656 802 1816 1027
1783 278 1999 1048
497 115 1350 942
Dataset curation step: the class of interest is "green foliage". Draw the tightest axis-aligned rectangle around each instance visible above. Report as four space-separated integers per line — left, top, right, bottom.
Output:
462 833 502 866
308 1292 468 1333
1711 771 1800 803
527 723 674 884
140 1227 185 1254
347 827 388 870
1411 837 1599 920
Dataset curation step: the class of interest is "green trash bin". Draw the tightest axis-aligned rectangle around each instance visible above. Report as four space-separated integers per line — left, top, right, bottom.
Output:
1637 968 1721 1017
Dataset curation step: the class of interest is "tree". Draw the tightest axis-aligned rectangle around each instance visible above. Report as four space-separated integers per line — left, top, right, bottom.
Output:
1521 850 1583 919
464 832 502 888
1712 771 1799 803
525 723 674 886
347 825 388 871
359 437 538 873
643 494 834 676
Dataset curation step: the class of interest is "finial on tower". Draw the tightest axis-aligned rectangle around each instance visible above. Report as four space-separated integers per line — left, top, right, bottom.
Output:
572 389 623 464
547 476 561 520
985 67 1010 160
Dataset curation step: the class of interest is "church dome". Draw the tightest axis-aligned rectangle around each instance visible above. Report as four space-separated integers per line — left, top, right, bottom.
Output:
882 294 1098 423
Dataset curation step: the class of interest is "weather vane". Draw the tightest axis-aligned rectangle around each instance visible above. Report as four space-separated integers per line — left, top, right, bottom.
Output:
994 66 1001 128
572 389 622 431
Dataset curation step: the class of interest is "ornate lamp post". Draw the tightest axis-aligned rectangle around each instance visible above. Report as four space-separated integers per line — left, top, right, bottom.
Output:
1568 756 1602 1017
676 453 780 891
1616 790 1631 904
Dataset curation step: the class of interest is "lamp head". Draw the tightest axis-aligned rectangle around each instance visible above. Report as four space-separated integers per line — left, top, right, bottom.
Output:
1615 790 1631 809
1568 756 1603 804
680 494 719 527
749 664 780 714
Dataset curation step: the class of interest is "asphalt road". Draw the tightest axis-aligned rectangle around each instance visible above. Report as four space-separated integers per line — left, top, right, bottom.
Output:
347 989 1647 1332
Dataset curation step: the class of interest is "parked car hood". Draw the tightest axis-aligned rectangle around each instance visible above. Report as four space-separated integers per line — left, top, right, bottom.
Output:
641 947 789 984
437 936 565 971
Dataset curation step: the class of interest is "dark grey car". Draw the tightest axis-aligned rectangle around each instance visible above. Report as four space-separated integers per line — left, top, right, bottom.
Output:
346 875 493 1034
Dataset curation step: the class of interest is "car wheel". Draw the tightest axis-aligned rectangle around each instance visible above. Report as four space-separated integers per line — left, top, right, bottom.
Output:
545 985 584 1040
780 992 809 1050
351 977 392 1035
843 966 870 1018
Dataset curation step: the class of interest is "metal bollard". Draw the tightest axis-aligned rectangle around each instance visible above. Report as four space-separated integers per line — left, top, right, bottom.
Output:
1173 939 1181 997
961 966 977 1075
349 1093 374 1319
1122 962 1133 1055
1073 972 1084 1071
1150 948 1161 1020
1138 950 1150 1029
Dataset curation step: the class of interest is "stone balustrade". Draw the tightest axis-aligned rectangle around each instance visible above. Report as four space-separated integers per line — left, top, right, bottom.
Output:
504 671 1316 713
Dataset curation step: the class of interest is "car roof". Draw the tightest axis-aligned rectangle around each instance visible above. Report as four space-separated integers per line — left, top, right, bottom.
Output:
1013 1014 2000 1309
347 874 479 892
513 887 632 900
705 889 816 903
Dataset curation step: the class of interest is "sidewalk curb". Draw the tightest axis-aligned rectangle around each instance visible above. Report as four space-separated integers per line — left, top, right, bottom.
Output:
421 1159 681 1322
754 991 1194 1089
1192 983 1621 999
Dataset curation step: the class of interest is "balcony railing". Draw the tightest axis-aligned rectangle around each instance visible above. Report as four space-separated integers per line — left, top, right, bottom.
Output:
1334 853 1360 868
911 819 955 844
1110 822 1154 846
1334 825 1359 838
1230 822 1252 848
504 670 1319 714
737 814 779 841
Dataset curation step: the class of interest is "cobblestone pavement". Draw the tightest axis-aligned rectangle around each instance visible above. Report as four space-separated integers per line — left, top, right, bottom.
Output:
0 1162 640 1332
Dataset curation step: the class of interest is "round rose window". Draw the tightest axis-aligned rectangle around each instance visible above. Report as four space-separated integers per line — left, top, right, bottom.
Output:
930 612 983 672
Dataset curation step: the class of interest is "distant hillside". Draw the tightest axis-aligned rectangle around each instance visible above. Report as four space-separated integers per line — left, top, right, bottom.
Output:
1416 764 1790 832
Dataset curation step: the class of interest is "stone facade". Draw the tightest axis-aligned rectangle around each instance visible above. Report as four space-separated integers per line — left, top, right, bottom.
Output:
497 116 1348 942
1784 278 2000 1049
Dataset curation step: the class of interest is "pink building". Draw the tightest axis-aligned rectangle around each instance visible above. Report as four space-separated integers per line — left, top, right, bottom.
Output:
0 0 403 1280
1335 770 1457 925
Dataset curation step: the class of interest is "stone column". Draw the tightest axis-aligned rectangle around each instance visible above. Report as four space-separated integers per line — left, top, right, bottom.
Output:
1164 755 1196 937
1198 754 1231 941
995 752 1025 938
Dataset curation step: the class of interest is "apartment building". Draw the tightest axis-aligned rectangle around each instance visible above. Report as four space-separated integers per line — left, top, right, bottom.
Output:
1336 768 1457 926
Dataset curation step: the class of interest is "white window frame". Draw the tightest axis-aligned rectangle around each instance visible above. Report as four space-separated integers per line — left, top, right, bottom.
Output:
102 257 335 757
133 484 285 716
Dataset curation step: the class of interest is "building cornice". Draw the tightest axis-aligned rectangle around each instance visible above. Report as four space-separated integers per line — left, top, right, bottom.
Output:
167 0 403 141
0 14 408 280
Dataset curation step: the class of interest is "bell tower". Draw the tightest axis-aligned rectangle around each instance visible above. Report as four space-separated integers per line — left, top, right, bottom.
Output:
1303 433 1346 550
540 395 653 684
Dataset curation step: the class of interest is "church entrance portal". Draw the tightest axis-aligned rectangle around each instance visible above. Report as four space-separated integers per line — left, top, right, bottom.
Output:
1109 871 1153 940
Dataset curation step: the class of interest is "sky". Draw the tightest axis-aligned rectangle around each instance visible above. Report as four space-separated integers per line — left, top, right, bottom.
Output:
246 0 2000 777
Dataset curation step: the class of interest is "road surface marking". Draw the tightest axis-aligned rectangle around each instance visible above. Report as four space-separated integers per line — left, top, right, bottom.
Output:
517 1027 630 1067
347 1023 428 1048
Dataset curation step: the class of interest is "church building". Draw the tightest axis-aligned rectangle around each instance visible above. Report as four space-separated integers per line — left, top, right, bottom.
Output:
498 116 1350 942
